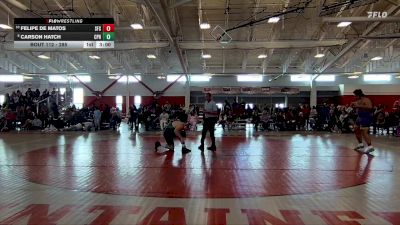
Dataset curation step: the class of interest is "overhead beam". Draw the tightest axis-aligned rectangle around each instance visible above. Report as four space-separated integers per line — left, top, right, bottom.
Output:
179 40 347 49
115 26 161 31
242 0 260 71
170 0 193 8
5 39 347 52
4 40 347 52
144 0 188 75
323 17 400 22
0 1 19 17
4 0 29 11
222 0 230 74
4 42 170 51
317 5 400 75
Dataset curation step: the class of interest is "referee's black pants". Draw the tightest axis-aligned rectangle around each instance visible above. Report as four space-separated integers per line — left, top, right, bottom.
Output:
200 117 217 147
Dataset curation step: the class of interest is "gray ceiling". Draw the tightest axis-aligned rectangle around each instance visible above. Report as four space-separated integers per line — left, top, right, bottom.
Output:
0 0 399 78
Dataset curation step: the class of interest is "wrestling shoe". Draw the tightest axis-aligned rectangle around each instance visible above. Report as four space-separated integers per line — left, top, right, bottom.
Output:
198 145 204 151
154 141 161 152
207 146 216 151
365 146 375 154
182 147 191 154
166 144 175 151
353 144 364 152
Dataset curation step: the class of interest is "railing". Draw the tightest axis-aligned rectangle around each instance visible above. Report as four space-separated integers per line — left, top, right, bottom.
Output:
34 92 66 112
35 97 51 115
0 84 24 95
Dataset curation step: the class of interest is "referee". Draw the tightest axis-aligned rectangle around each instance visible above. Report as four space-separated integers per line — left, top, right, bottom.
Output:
199 93 219 151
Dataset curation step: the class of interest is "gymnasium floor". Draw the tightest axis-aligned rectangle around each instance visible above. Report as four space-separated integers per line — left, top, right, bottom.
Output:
0 125 399 225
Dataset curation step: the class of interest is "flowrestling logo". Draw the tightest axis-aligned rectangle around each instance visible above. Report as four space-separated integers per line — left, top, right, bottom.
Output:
367 11 388 18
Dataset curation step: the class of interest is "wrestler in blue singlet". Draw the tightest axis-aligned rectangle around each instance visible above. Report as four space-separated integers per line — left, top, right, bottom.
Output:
356 107 373 128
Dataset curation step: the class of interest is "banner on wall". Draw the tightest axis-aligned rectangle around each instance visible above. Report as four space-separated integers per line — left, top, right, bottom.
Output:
203 87 300 94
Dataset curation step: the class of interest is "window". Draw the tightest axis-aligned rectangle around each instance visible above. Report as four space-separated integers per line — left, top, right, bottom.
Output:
316 75 335 82
245 103 254 109
49 75 67 83
134 95 142 108
167 75 186 82
73 88 84 109
0 75 24 82
72 76 91 83
237 75 263 82
290 74 311 82
216 103 223 109
0 95 4 105
59 88 66 95
363 74 392 82
116 95 123 110
190 75 211 82
117 75 141 83
190 75 210 82
49 75 91 83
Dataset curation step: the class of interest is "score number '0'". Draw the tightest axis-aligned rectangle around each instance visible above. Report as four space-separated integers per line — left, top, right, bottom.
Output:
94 24 115 32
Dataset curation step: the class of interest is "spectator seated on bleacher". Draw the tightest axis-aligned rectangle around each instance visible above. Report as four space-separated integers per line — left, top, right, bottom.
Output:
260 109 273 131
0 114 10 132
31 116 43 130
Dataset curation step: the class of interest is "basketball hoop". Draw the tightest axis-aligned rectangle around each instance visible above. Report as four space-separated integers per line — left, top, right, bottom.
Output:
211 25 232 45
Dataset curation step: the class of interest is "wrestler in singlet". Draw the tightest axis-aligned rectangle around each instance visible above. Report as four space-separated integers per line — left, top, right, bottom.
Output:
355 102 373 129
162 119 191 154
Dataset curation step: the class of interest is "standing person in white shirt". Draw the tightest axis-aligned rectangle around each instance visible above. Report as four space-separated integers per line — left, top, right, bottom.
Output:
199 93 219 151
159 110 169 130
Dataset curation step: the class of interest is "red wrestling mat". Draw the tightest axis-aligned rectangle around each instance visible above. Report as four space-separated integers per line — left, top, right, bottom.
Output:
10 136 392 198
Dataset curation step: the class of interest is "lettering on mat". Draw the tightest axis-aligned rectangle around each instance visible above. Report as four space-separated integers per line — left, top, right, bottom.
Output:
0 204 398 225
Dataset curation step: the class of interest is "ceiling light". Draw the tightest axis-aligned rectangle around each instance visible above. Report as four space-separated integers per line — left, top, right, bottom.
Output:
396 75 400 79
130 23 143 30
268 17 280 23
38 55 50 59
371 56 383 61
157 76 166 79
337 22 351 27
0 24 13 30
108 76 118 79
89 55 100 59
348 75 360 79
314 53 325 58
200 23 211 29
258 54 267 59
202 54 211 59
23 76 33 79
147 54 156 59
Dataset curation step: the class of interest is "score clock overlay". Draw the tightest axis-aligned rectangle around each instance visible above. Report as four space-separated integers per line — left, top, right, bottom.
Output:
14 18 115 49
